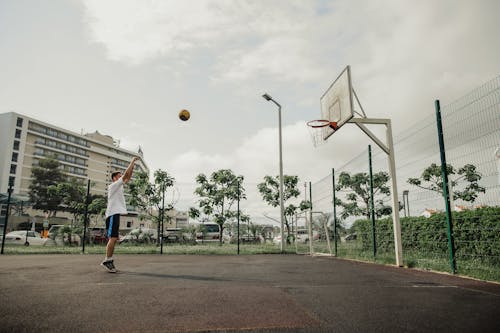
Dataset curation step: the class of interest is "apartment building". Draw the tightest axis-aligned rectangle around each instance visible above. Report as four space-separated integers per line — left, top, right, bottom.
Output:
0 112 151 228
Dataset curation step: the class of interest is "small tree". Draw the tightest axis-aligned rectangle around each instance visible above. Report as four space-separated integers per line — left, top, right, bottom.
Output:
128 170 175 244
88 195 107 226
248 222 262 241
193 169 246 245
335 171 392 220
29 156 65 217
407 163 485 203
50 178 108 245
257 175 310 243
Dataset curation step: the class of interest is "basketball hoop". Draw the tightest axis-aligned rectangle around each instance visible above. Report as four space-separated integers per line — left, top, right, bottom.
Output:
307 120 338 147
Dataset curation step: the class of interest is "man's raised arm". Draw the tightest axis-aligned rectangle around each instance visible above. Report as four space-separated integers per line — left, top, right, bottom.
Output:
122 157 139 183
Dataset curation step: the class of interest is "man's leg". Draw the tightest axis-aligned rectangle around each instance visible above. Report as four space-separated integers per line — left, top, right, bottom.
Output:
106 237 118 258
101 215 119 273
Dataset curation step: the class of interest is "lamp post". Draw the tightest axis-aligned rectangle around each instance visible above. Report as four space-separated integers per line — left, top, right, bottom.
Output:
262 93 285 253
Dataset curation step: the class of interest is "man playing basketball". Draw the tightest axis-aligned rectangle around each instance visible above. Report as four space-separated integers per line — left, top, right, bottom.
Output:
101 156 139 273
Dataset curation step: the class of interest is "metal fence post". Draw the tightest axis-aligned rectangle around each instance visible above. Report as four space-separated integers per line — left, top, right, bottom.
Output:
368 145 376 258
435 99 457 274
308 182 313 255
1 182 14 254
237 180 240 255
332 168 337 256
82 179 91 254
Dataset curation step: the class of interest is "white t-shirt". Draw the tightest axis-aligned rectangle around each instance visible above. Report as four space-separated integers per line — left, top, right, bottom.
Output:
105 177 128 218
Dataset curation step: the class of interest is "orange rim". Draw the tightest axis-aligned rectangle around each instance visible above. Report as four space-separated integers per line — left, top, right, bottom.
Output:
307 120 338 129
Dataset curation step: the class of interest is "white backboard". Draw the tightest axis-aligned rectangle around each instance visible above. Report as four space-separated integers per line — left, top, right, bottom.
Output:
320 65 354 140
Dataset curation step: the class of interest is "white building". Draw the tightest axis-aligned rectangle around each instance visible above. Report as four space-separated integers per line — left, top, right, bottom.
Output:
0 112 151 230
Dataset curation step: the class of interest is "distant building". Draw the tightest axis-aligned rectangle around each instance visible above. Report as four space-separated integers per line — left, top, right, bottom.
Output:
0 112 150 230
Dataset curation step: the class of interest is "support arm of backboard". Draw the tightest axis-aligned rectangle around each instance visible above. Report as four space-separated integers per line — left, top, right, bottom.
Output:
346 117 404 267
349 118 390 155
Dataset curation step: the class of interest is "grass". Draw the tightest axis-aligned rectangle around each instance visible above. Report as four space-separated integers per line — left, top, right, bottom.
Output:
333 241 500 282
0 242 294 255
2 241 498 282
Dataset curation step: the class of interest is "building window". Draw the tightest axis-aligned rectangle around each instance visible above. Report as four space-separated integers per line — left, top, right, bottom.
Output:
127 221 132 228
13 140 20 151
16 117 23 127
9 176 15 186
10 164 17 174
12 152 18 162
15 129 22 139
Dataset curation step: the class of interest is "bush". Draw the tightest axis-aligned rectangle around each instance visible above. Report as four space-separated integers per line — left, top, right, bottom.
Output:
352 206 500 265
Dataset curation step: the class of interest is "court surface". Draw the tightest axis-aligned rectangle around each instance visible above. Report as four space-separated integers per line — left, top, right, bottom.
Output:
1 254 499 332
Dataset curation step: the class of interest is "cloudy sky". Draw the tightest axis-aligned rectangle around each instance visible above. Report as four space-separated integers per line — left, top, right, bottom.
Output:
1 0 499 223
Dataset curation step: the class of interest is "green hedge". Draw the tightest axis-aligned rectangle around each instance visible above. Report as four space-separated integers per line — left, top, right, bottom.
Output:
353 207 500 264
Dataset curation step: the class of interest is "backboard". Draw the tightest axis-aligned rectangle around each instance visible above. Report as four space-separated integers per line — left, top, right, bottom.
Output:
320 65 354 140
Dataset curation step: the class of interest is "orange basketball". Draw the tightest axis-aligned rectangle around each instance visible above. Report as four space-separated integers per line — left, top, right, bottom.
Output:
179 109 190 121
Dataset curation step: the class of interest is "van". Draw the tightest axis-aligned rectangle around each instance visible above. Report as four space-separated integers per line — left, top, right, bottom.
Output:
195 223 221 243
296 229 309 243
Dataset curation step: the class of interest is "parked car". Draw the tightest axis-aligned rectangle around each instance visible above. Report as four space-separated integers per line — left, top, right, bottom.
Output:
272 234 282 246
223 233 261 244
119 228 157 244
195 223 221 243
88 227 107 244
296 229 309 243
3 230 48 246
162 228 193 244
47 224 81 245
344 233 357 241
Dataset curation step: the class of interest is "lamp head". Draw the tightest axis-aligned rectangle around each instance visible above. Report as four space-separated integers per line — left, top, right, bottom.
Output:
262 93 272 101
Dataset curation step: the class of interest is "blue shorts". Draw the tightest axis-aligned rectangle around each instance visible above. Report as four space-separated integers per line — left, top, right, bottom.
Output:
106 214 120 238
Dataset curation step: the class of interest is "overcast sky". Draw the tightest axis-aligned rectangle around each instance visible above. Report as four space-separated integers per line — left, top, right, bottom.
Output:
1 0 499 223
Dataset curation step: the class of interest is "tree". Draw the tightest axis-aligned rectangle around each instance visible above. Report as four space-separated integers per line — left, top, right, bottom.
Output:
193 169 246 245
248 222 262 241
188 207 201 221
88 195 107 225
29 156 65 216
50 178 108 245
128 170 176 244
257 175 310 243
407 163 485 203
335 171 392 220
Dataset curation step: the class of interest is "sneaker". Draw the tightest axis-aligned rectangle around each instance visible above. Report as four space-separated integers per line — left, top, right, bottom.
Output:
109 261 117 272
101 260 116 273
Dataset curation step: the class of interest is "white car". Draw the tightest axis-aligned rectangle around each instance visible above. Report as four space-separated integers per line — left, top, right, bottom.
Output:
296 229 309 243
4 230 48 246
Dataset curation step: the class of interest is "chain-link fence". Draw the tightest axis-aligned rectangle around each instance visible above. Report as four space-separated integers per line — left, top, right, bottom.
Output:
310 75 500 281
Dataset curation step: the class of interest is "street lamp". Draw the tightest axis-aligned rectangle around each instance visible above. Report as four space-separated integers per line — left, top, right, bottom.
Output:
262 93 285 253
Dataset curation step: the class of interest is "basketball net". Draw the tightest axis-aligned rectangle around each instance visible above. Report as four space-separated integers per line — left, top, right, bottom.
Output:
307 120 337 147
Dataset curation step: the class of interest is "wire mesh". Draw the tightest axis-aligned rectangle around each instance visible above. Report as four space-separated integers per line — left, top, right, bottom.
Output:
310 75 500 280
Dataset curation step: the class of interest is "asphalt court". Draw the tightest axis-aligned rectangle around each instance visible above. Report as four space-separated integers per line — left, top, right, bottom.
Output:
0 254 499 332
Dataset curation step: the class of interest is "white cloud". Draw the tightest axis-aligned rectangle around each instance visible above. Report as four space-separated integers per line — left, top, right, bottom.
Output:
82 0 328 81
166 120 374 217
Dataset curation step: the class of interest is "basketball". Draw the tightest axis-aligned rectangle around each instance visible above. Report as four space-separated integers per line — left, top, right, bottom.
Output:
179 109 190 121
